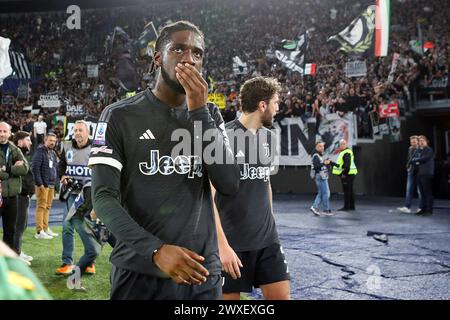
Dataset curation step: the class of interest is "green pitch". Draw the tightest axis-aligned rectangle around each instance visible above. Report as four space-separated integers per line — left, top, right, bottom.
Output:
2 226 112 300
2 226 251 300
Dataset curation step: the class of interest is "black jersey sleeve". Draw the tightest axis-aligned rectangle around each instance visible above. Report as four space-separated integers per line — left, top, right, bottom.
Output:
188 104 240 196
91 164 165 260
89 105 165 262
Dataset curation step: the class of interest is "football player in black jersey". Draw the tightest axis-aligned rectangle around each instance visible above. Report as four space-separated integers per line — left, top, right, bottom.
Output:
213 76 291 300
89 21 239 300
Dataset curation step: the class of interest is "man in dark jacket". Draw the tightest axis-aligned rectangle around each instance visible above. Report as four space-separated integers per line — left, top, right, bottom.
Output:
32 133 59 239
0 122 29 253
12 131 35 265
398 135 420 213
413 135 435 215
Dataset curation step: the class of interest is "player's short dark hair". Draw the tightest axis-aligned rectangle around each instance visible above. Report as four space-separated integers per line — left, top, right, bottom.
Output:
12 131 30 145
155 20 204 53
150 20 204 74
239 77 282 113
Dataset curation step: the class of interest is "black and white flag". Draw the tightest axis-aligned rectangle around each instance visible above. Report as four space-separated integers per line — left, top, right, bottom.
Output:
232 56 249 75
327 5 375 54
9 50 31 79
275 33 307 74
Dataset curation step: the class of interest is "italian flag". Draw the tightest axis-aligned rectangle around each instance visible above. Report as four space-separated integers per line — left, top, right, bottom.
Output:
375 0 390 57
304 63 316 76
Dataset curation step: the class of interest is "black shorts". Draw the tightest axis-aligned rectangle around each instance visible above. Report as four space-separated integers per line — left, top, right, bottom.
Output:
110 265 222 300
222 243 290 294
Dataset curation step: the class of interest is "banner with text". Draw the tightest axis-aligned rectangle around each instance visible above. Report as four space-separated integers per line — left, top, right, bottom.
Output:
87 64 99 78
345 60 367 77
272 113 354 166
39 94 61 108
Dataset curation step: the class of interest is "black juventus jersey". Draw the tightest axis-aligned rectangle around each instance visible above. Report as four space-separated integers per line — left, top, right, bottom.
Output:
89 89 239 277
215 119 279 252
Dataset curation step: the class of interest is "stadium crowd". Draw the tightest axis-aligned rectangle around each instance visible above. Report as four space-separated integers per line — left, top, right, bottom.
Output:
0 0 449 299
0 0 449 141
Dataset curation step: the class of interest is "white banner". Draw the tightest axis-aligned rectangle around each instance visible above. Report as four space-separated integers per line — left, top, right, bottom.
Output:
87 64 99 78
232 56 249 75
345 61 367 77
39 94 61 108
66 104 85 116
272 113 355 166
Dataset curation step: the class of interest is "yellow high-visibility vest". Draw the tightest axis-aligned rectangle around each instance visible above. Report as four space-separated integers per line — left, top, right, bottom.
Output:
332 148 358 175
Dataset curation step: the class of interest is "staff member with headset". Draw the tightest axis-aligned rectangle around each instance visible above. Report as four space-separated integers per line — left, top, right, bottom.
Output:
332 139 358 211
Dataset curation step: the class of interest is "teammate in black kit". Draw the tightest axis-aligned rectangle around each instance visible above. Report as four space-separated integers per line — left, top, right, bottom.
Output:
213 77 291 300
89 21 239 300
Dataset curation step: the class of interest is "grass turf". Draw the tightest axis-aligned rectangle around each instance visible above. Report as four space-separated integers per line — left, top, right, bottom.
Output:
3 226 113 300
3 226 251 300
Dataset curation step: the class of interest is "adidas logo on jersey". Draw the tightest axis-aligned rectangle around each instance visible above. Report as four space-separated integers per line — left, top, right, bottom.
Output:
139 129 155 140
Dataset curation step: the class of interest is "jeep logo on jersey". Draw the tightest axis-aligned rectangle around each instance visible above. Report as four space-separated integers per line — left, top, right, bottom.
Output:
66 165 92 177
139 150 202 178
240 164 271 181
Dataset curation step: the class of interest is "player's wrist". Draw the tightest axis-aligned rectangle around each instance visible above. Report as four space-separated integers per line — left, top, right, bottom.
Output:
188 104 207 113
151 243 165 266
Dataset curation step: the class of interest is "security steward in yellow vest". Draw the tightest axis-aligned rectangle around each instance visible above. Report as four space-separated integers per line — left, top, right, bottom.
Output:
332 139 358 211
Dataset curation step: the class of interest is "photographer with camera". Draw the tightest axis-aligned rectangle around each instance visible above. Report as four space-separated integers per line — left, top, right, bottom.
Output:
64 180 101 291
56 120 94 276
32 133 59 240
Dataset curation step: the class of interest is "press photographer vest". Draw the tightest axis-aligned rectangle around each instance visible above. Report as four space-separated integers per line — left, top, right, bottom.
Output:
63 141 92 187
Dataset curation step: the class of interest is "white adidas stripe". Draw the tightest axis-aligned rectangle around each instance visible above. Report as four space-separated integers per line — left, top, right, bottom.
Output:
146 129 155 139
139 129 155 140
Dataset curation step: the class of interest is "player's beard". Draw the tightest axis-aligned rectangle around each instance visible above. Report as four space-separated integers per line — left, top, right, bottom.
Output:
160 64 186 95
261 109 274 127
